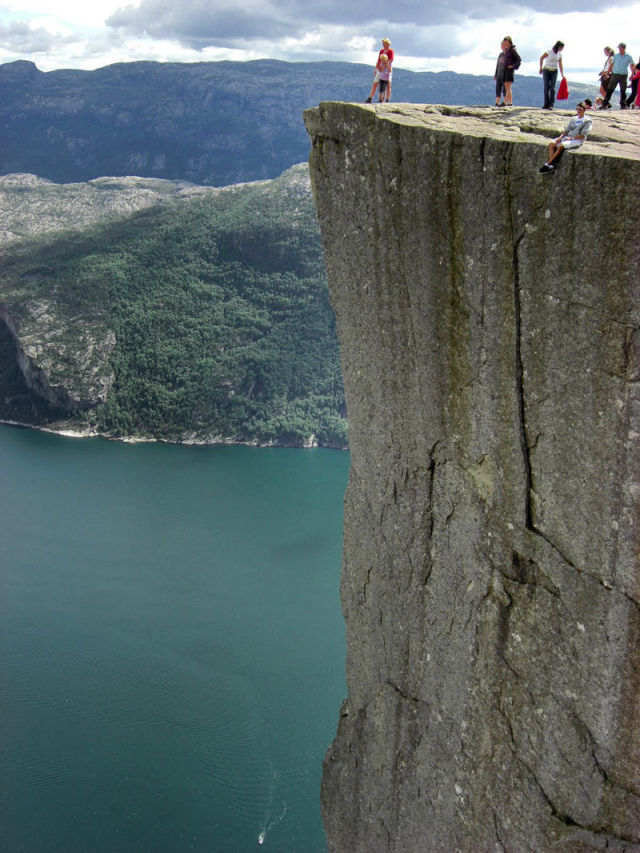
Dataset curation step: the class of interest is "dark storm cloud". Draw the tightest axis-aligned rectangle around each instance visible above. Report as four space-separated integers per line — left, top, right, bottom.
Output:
107 0 306 45
107 0 635 48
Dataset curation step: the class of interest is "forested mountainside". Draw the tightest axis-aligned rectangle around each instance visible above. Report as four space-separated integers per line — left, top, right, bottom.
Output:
0 59 596 186
0 165 347 447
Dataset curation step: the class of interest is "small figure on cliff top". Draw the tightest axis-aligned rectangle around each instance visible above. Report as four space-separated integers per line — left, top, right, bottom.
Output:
599 46 614 100
494 36 521 106
600 43 636 109
539 41 565 109
539 102 592 173
378 53 391 102
625 58 640 107
365 38 394 104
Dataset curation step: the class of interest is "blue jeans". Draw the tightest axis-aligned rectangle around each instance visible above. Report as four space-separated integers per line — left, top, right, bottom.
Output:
543 68 558 108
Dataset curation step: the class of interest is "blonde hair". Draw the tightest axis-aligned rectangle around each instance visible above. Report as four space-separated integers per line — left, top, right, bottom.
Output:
382 38 391 45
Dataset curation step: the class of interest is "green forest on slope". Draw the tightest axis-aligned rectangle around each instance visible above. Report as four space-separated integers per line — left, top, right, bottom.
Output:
0 166 347 447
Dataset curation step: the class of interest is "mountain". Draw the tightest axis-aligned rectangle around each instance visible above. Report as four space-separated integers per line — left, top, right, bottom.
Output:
0 59 598 186
0 165 347 447
0 172 217 246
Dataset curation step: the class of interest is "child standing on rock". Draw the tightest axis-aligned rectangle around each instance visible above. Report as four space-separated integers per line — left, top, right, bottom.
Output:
378 54 391 102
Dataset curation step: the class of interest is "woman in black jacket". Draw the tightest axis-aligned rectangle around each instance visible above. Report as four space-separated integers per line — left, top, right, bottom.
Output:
495 36 521 106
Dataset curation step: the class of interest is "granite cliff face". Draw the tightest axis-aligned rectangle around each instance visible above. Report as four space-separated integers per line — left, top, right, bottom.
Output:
305 103 640 851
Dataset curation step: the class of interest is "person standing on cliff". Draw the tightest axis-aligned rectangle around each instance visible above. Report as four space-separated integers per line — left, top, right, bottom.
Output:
600 43 635 109
377 53 392 102
494 36 521 106
494 38 508 105
539 102 592 173
365 38 394 103
625 57 640 107
599 46 614 99
539 41 565 109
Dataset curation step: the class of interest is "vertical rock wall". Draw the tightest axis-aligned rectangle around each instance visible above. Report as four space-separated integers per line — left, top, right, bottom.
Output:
305 103 640 852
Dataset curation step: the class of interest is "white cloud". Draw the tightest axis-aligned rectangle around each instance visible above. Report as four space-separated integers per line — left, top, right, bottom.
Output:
2 0 134 27
0 0 639 81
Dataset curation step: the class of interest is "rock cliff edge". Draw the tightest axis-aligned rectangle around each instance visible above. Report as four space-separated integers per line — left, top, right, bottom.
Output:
305 103 640 852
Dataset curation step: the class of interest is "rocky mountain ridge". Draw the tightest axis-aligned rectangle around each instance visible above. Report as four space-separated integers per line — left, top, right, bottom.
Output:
0 59 597 186
0 172 223 245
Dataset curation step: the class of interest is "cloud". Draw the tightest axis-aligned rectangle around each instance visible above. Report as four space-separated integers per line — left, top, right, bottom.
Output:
0 20 73 54
107 0 304 45
3 0 639 80
107 0 639 50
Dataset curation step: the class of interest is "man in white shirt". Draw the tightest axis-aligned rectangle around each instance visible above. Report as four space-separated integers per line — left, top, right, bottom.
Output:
539 102 592 173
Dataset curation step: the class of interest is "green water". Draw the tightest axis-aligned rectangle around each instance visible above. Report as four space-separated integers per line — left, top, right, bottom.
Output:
0 425 349 852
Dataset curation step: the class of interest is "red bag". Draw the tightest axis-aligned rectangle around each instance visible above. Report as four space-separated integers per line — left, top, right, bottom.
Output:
557 77 569 100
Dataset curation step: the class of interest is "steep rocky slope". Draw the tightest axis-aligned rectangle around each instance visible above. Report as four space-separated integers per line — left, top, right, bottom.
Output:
0 165 346 446
306 103 639 851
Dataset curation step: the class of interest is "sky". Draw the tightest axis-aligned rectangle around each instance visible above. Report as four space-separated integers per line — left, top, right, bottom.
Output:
0 0 639 83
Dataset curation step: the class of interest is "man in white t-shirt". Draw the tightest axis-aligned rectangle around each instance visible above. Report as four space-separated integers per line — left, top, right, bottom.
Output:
539 102 592 173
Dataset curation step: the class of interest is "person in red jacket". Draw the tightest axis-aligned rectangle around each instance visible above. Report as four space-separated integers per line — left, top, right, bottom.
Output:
365 38 394 103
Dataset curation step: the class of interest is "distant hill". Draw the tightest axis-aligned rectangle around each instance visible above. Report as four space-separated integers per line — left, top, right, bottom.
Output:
0 165 346 447
0 59 598 186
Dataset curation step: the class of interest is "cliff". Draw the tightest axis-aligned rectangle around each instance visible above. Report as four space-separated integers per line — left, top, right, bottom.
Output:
305 103 640 851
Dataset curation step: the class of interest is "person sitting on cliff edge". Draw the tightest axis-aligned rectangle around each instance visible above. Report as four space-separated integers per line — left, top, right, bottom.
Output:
539 102 592 173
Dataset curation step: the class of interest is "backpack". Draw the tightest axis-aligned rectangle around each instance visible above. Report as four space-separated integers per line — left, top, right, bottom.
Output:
512 49 522 70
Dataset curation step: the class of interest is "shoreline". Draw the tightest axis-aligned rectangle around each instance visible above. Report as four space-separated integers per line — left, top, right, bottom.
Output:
0 419 348 451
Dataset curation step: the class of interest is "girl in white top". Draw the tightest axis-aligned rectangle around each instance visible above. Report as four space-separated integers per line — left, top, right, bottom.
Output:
539 40 565 109
599 46 614 97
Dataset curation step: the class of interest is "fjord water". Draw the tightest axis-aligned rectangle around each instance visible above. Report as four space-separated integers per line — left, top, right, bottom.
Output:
0 425 348 852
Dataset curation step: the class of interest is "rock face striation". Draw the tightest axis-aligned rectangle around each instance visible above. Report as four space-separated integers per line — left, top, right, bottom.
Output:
305 103 640 852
